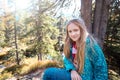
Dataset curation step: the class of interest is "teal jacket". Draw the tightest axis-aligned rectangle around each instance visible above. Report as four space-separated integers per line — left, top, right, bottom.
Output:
63 37 108 80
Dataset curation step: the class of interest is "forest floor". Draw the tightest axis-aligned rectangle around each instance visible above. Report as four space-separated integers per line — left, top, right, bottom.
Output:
0 47 120 80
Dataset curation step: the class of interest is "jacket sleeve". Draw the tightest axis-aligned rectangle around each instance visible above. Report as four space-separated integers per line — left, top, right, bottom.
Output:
63 55 76 71
91 41 108 80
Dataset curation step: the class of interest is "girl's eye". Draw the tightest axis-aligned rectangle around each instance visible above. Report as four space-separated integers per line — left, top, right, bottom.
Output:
68 31 72 33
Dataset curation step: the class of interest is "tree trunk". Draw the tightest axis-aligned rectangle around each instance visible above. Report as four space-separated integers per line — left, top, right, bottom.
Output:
14 20 19 65
92 0 103 38
98 0 110 47
81 0 92 33
38 52 42 60
35 20 43 61
81 0 110 48
14 2 19 65
92 0 110 47
36 0 43 61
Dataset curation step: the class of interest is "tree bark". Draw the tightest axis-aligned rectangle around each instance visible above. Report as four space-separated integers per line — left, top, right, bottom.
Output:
81 0 92 33
14 21 19 65
35 20 42 61
14 1 19 65
81 0 110 47
93 0 110 47
92 0 103 38
99 0 110 47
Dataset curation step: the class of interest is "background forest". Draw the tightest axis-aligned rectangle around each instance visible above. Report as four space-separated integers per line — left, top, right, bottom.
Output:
0 0 120 80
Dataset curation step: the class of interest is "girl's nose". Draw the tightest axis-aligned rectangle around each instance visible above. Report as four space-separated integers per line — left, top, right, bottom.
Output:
71 32 76 36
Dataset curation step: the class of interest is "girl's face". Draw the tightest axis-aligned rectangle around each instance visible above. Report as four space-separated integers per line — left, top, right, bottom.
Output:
67 23 80 42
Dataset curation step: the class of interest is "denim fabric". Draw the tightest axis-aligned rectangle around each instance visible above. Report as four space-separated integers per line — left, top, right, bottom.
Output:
43 67 71 80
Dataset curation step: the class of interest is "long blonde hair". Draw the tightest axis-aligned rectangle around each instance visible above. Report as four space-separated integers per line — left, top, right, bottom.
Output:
63 18 88 73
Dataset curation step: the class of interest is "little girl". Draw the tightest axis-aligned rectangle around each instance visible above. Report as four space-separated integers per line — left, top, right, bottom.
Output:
43 18 108 80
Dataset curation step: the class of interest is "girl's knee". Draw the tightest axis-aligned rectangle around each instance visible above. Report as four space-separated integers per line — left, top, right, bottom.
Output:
43 67 56 80
44 67 55 74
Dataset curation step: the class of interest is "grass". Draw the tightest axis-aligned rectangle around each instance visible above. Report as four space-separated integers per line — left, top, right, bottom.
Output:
1 57 63 77
20 60 61 75
0 72 13 80
0 47 63 79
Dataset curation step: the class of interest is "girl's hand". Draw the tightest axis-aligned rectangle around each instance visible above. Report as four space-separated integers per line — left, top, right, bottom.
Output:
71 70 82 80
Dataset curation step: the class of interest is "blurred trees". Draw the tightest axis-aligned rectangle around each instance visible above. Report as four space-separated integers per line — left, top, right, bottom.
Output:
105 0 120 74
0 11 14 47
0 0 60 63
105 0 120 54
24 0 60 60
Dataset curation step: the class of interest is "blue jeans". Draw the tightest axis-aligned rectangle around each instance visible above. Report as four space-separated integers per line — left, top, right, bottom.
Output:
43 67 71 80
